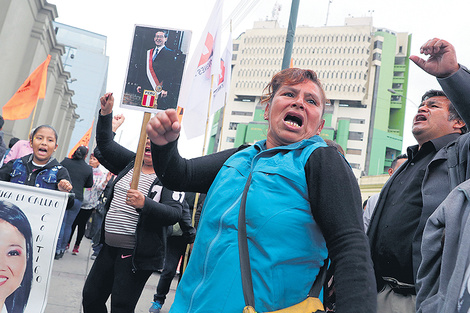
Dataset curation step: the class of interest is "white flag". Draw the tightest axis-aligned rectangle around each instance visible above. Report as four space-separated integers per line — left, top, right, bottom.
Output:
211 35 232 115
178 0 223 139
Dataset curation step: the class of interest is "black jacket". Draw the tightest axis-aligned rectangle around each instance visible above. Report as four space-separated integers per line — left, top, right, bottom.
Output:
97 112 183 271
0 154 71 188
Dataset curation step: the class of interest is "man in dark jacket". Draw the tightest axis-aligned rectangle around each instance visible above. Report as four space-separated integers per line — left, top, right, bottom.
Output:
367 37 470 312
411 39 470 313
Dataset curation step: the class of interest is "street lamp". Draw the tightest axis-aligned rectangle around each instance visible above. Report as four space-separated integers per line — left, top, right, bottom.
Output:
387 88 419 108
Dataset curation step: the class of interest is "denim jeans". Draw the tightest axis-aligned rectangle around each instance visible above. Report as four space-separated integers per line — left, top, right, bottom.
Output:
56 199 82 253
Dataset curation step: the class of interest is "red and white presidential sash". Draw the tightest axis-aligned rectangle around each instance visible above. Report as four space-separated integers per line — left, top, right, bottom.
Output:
146 48 163 92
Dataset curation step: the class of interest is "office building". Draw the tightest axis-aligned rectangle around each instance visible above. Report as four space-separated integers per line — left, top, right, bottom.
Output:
53 22 109 154
210 17 411 178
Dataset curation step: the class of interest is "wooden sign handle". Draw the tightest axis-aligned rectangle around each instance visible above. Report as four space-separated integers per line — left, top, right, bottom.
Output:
130 112 151 190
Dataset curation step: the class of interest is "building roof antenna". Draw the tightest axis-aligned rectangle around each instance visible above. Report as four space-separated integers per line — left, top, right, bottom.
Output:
272 1 281 21
325 0 333 26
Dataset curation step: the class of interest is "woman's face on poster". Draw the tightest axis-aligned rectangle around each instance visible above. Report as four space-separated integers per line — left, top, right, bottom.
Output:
0 219 27 302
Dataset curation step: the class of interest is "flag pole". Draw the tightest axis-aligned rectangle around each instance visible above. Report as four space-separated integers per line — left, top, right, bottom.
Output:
28 99 39 135
182 69 215 275
217 21 232 152
181 192 200 275
201 74 215 156
217 95 227 152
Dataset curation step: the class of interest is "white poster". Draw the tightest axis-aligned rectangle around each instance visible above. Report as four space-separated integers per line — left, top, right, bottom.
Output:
0 181 68 313
121 25 191 113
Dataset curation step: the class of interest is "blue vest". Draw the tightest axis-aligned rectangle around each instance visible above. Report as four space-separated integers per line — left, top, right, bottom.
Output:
171 137 328 313
10 158 61 190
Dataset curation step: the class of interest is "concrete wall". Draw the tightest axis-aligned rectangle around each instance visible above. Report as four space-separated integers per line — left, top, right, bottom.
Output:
0 0 77 160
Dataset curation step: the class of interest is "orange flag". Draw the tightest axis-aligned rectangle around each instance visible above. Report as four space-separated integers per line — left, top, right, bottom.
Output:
68 123 93 158
3 55 51 120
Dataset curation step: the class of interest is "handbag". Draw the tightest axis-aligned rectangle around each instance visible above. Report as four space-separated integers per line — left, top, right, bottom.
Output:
238 174 327 313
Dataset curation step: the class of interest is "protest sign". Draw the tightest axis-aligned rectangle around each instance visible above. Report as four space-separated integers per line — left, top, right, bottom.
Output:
121 25 191 113
0 182 69 313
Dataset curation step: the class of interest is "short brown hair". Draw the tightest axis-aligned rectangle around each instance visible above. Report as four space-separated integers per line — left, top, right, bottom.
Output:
260 68 329 114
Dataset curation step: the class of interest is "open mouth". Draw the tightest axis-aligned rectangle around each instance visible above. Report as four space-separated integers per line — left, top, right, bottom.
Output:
414 114 427 122
38 147 48 154
144 146 151 154
284 114 302 128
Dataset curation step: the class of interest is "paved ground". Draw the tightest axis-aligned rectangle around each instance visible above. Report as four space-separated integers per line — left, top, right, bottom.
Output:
45 235 177 313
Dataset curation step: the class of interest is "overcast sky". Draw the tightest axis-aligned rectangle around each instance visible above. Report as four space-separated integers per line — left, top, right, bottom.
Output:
49 0 470 158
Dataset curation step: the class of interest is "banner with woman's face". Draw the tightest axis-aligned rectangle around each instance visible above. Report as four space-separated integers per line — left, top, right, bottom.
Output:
0 182 68 313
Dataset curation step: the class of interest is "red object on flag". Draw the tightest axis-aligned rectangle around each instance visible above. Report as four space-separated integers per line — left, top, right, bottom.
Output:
141 90 156 108
211 35 232 115
3 55 51 120
177 0 223 139
68 123 93 158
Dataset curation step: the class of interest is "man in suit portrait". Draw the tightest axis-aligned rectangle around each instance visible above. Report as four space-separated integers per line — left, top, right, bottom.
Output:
136 29 183 110
123 26 187 110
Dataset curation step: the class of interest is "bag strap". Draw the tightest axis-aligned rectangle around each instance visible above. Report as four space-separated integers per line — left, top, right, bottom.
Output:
446 141 462 190
309 260 328 297
238 173 328 309
238 174 255 307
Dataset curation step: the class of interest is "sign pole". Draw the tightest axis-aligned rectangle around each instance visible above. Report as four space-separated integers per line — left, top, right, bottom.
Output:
130 112 151 189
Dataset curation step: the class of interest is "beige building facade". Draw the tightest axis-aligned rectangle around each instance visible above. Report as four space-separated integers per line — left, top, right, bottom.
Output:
0 0 77 159
219 17 410 178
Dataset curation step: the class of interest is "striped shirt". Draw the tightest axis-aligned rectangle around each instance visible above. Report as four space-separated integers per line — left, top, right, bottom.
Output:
104 168 156 247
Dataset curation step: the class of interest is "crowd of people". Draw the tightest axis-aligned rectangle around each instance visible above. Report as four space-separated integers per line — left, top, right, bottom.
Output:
1 36 470 313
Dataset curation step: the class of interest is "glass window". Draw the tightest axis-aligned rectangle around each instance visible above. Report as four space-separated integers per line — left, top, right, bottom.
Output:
232 111 253 116
347 148 362 155
349 132 364 141
374 40 383 49
350 118 365 124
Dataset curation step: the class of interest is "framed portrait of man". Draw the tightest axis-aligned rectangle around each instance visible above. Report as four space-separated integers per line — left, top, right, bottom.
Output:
121 25 191 113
